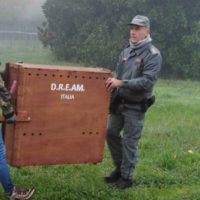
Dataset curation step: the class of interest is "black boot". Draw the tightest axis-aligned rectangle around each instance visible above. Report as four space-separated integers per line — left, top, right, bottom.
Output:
104 168 121 183
113 177 133 189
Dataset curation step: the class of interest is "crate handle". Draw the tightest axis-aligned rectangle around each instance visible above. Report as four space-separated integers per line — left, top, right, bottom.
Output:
0 111 31 123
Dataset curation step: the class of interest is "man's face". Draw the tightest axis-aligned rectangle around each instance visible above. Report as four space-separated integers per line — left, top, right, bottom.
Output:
130 25 149 44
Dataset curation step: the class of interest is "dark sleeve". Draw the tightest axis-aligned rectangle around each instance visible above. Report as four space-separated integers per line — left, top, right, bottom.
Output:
115 51 124 78
122 52 162 91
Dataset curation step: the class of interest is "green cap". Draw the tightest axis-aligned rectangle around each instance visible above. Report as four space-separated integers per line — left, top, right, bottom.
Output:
128 15 150 28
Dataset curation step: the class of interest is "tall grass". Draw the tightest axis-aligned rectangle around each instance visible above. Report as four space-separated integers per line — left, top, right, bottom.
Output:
0 39 199 199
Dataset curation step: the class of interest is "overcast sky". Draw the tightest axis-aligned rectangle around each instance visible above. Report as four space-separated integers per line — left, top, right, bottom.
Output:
0 0 46 30
0 0 46 20
23 0 46 20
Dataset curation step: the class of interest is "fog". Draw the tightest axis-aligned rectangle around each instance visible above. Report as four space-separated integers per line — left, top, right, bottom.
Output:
21 0 46 21
0 0 46 31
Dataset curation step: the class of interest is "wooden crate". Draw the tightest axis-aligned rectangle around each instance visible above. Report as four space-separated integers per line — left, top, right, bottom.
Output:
3 63 111 167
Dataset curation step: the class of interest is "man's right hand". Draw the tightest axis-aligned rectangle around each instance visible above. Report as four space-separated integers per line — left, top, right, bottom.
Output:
105 78 123 91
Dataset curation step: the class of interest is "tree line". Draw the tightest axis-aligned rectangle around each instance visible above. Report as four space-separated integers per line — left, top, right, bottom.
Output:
38 0 200 80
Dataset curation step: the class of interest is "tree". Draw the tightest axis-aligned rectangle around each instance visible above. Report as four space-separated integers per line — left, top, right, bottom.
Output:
38 0 145 69
39 0 200 80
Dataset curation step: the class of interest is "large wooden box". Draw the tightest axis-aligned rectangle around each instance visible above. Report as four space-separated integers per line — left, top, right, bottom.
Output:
3 63 111 167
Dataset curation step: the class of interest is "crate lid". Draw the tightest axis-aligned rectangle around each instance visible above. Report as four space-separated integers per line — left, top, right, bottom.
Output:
9 63 111 74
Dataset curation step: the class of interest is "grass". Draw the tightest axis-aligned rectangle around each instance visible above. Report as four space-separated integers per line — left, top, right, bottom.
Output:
0 39 76 68
0 39 200 199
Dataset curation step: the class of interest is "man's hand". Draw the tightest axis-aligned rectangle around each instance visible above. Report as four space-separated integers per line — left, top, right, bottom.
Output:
105 78 123 91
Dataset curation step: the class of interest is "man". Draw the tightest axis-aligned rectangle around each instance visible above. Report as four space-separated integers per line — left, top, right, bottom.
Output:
105 15 162 189
0 70 35 199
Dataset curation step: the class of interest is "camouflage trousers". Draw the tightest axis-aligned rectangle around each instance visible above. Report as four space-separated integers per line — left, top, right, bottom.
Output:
106 105 145 180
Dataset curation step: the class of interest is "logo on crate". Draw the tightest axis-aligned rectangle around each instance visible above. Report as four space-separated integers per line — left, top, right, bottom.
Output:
51 83 85 100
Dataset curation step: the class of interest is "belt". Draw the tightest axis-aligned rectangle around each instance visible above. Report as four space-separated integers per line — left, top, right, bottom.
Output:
120 98 143 105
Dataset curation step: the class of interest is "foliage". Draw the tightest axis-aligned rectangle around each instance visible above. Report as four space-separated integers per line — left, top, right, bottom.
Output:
146 0 200 80
38 0 200 79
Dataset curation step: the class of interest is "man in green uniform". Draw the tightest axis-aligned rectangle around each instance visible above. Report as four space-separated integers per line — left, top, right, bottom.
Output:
105 15 162 189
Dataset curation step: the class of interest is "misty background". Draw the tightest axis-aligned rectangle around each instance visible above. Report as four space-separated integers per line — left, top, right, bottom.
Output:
0 0 45 31
0 0 50 67
0 0 200 80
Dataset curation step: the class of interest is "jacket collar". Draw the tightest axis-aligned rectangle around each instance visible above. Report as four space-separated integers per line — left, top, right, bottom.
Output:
129 35 152 56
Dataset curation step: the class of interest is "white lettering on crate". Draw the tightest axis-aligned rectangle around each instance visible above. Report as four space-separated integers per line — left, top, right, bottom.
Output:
51 83 85 92
50 83 85 100
60 94 75 100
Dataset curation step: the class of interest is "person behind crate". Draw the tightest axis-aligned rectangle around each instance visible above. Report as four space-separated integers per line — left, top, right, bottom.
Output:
0 69 35 199
105 15 162 189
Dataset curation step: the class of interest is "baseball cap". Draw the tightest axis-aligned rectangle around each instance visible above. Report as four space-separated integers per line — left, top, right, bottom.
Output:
128 15 150 28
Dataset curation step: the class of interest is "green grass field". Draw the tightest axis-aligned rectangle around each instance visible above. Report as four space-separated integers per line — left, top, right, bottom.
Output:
0 39 200 200
0 39 75 67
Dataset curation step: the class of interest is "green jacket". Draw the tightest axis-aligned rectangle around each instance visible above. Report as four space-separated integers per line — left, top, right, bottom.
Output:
0 71 14 118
